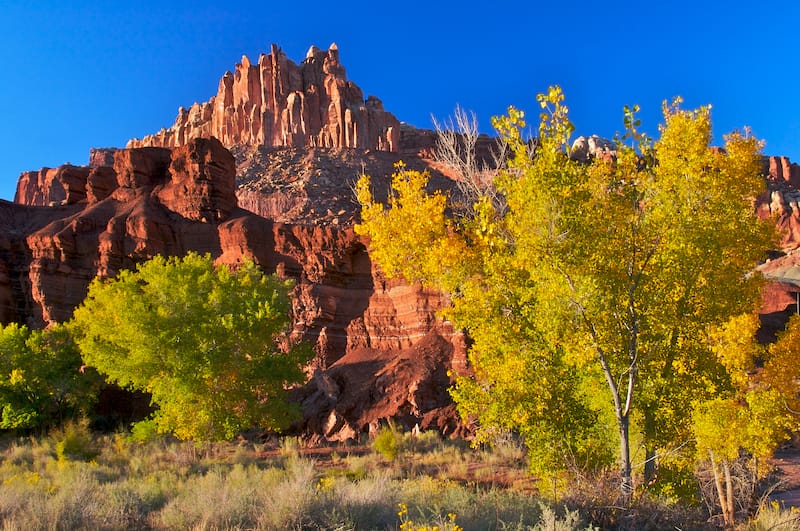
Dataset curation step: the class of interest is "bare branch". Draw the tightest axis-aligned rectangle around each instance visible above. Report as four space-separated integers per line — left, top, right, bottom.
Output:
432 105 506 217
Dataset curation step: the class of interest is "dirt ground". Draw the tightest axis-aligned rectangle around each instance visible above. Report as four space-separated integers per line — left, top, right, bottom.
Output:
770 449 800 507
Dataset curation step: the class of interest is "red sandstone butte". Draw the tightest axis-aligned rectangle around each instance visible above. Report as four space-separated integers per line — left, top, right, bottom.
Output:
128 44 400 153
4 137 465 440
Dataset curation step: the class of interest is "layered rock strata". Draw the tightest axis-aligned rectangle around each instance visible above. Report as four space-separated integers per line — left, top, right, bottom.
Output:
5 138 465 440
128 44 400 153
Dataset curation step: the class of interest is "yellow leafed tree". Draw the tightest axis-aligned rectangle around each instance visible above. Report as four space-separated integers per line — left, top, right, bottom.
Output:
356 86 778 501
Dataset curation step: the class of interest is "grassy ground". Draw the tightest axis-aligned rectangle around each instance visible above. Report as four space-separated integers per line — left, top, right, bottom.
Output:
0 423 796 530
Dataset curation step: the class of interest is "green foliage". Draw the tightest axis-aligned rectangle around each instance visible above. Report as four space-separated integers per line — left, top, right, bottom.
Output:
373 425 402 461
0 322 101 431
71 252 312 442
128 419 161 444
52 419 98 462
356 86 776 496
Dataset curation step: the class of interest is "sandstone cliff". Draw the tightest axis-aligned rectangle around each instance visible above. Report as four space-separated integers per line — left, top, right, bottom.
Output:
757 156 800 252
128 44 400 153
4 138 465 440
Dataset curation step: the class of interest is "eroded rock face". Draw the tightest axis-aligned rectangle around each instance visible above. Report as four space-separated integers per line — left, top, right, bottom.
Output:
158 139 237 222
570 135 616 163
231 143 459 227
757 156 800 252
15 165 91 206
297 330 467 442
5 138 465 441
128 44 400 153
767 156 800 189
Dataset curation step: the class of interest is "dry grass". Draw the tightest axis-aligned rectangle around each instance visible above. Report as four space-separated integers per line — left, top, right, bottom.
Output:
0 426 788 529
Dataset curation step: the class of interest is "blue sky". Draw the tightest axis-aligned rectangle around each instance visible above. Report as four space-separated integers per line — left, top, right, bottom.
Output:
1 1 798 201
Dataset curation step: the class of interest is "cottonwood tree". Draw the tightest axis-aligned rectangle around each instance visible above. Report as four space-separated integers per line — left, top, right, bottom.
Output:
356 87 776 500
693 314 800 526
0 323 100 430
71 252 311 441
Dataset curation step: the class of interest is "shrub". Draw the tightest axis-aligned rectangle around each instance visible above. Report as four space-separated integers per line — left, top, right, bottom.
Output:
52 419 97 462
373 425 403 461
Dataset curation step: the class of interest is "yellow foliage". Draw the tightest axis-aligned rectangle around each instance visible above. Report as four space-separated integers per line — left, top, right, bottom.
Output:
355 164 462 290
765 315 800 412
708 313 760 390
397 503 463 531
356 85 778 492
693 398 747 462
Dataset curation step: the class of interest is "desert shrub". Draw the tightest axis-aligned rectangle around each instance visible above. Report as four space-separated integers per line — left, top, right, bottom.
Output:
51 419 97 462
317 471 399 528
561 474 709 530
278 434 300 459
158 464 268 529
0 432 785 530
258 457 318 529
746 501 800 530
95 478 168 528
373 424 403 461
27 466 100 529
532 503 596 531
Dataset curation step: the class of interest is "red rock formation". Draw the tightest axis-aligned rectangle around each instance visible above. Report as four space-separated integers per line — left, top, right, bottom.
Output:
4 138 465 440
15 165 91 206
0 200 84 324
297 331 466 442
88 148 117 168
768 156 800 189
128 44 400 153
757 156 800 252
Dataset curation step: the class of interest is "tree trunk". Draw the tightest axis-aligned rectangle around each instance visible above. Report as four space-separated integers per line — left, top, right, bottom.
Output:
619 414 633 503
709 450 734 528
643 408 656 484
723 460 735 527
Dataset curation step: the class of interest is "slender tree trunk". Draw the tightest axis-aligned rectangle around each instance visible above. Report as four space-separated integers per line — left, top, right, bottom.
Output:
723 460 735 527
619 414 633 503
709 450 734 528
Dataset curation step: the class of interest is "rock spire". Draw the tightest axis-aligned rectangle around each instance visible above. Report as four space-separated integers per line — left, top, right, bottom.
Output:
128 44 400 152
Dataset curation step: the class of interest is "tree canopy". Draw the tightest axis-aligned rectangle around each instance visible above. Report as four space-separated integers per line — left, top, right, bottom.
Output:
71 252 311 441
356 87 783 499
0 322 100 431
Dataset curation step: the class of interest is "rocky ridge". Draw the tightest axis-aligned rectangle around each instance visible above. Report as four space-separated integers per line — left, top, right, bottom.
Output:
128 44 400 154
5 137 465 441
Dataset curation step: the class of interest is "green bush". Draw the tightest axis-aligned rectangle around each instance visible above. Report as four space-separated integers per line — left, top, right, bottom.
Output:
52 419 97 462
128 419 160 444
0 323 101 432
373 425 402 461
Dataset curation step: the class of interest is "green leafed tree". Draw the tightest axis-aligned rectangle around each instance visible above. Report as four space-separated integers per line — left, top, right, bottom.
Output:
0 322 101 431
355 87 776 498
71 252 311 442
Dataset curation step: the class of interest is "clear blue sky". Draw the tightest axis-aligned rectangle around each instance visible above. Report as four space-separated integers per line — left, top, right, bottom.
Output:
1 1 799 201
